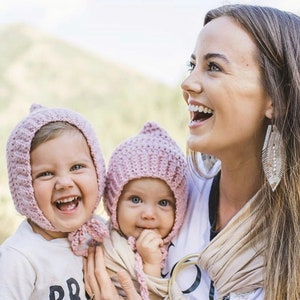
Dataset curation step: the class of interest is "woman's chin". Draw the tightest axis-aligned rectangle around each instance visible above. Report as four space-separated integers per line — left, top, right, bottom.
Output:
187 135 204 152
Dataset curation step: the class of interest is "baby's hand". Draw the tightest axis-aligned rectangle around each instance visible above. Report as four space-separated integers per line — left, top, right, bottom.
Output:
136 229 163 276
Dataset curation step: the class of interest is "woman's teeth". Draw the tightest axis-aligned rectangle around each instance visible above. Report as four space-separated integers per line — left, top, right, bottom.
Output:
188 104 213 114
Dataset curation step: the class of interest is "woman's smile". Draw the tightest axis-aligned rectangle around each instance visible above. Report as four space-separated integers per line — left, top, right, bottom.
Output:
188 103 214 126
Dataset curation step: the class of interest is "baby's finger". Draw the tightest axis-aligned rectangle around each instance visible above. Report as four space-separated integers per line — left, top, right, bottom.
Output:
138 229 161 244
137 231 163 249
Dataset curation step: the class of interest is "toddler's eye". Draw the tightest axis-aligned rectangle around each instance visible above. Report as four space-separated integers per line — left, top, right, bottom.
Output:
130 196 141 204
71 164 84 171
37 171 52 178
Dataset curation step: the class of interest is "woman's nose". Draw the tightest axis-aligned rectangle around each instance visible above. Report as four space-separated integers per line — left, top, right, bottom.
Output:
181 71 203 98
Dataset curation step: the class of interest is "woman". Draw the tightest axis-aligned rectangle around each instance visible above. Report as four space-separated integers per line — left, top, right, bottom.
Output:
85 4 300 300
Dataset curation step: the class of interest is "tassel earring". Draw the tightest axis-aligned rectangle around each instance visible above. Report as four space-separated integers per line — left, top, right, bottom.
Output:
262 125 286 191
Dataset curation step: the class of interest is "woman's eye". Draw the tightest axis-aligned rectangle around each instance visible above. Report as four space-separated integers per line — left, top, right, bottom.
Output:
186 61 196 73
208 62 221 72
71 164 83 171
130 196 141 204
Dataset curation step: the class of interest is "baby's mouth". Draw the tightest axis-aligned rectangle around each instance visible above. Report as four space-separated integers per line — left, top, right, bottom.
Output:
188 104 214 122
55 196 80 211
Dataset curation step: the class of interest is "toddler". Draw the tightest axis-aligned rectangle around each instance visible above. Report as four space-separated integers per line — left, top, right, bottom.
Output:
0 104 107 299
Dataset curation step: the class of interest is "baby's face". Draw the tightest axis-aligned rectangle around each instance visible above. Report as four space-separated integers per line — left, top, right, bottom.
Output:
117 177 175 239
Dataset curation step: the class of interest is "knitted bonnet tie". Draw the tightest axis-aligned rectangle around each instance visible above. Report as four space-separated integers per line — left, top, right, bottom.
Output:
6 104 106 238
104 121 189 299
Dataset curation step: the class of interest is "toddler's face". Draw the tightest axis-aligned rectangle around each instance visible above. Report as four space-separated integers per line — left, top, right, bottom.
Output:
30 130 98 239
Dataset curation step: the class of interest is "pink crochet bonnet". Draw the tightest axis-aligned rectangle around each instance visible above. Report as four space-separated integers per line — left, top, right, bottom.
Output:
104 121 188 245
6 104 106 233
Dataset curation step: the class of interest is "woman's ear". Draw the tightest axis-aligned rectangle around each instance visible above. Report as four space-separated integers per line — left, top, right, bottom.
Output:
265 97 273 120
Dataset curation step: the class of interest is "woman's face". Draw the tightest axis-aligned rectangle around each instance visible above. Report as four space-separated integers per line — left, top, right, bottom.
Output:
182 16 273 163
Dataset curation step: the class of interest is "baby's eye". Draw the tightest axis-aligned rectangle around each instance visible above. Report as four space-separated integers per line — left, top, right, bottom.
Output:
130 196 142 204
186 60 196 73
208 62 221 72
71 164 84 171
159 199 170 207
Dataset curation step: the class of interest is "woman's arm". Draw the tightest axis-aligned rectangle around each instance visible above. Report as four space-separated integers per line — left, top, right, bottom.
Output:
84 246 142 300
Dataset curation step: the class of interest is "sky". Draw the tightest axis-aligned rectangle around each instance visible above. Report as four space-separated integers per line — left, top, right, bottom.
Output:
0 0 299 86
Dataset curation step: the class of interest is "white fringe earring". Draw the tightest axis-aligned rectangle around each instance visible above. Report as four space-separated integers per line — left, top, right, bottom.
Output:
262 124 286 191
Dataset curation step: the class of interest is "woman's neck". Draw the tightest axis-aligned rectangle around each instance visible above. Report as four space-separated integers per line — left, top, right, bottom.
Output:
216 160 263 230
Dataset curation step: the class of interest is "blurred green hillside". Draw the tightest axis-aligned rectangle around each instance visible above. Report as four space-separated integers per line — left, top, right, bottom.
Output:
0 23 188 243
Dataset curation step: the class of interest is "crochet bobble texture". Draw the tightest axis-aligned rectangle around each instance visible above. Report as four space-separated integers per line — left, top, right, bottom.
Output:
105 121 188 244
105 122 189 299
6 104 106 236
